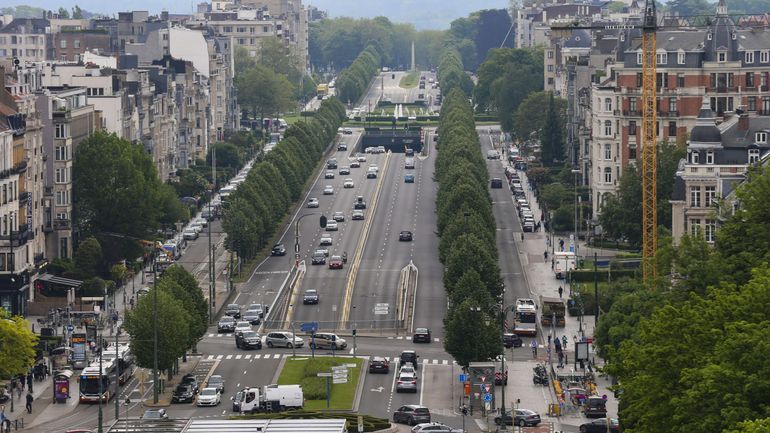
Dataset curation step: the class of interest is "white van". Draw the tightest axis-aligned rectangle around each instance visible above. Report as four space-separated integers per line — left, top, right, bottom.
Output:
405 157 415 169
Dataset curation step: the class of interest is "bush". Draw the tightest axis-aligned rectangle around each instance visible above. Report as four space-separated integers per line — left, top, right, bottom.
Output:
299 377 326 400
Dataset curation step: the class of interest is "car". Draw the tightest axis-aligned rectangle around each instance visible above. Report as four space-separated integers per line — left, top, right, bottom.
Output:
369 356 389 373
207 375 225 393
365 146 376 154
180 374 199 394
325 170 335 179
323 185 334 195
242 310 261 325
311 251 327 265
352 210 365 220
247 303 265 318
217 316 236 333
399 231 413 242
490 178 503 188
412 328 431 343
307 198 320 208
494 409 541 427
357 154 367 162
516 298 537 313
182 228 199 240
196 387 221 407
404 174 415 183
367 168 377 179
332 211 345 222
310 332 347 350
396 373 418 393
503 333 523 348
337 143 348 151
234 321 252 334
579 418 621 433
399 363 416 376
325 220 338 231
339 166 350 175
399 350 419 370
350 160 361 168
405 148 415 157
405 158 415 169
271 244 287 256
523 221 534 232
65 430 95 433
342 127 353 135
303 289 319 304
171 384 195 403
316 247 329 256
486 149 500 160
411 422 464 433
142 409 169 420
224 304 241 319
327 159 338 169
320 234 333 246
328 256 344 269
368 163 379 171
235 330 262 349
343 178 355 188
583 396 608 418
393 405 431 426
265 331 304 348
354 197 367 210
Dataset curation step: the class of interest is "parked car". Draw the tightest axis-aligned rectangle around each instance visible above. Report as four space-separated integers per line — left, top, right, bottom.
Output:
271 244 287 256
265 331 304 348
583 396 608 418
410 423 463 433
399 231 413 242
503 333 523 348
579 418 621 433
494 409 541 427
196 387 221 407
368 356 389 373
412 328 432 343
393 405 431 426
303 289 319 304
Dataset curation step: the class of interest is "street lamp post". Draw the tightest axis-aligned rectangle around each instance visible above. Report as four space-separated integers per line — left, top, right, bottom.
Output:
499 305 508 432
97 320 104 433
152 250 159 404
571 169 580 256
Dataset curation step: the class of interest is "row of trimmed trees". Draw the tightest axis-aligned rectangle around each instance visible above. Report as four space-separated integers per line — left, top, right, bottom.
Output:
335 44 383 105
221 98 347 261
437 47 474 98
436 82 504 367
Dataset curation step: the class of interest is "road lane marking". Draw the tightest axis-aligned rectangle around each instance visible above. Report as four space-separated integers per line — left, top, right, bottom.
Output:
235 355 242 360
419 363 427 406
226 355 233 360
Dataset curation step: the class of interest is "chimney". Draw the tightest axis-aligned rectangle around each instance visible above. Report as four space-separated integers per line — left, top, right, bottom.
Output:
738 113 749 131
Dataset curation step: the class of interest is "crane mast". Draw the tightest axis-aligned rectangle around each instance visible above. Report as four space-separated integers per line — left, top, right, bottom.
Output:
641 0 657 281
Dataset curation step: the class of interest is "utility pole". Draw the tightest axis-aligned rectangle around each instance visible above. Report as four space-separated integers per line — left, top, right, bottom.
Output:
594 252 599 325
115 328 119 419
98 323 103 433
499 305 507 432
152 250 159 404
209 146 216 323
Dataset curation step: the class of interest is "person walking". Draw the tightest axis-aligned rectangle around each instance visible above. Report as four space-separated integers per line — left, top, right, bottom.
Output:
530 340 538 357
544 250 548 261
26 372 33 394
562 335 569 351
25 392 33 414
558 286 563 298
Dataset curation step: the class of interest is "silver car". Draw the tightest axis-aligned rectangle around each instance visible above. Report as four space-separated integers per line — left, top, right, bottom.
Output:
310 333 347 350
396 372 418 393
265 331 305 348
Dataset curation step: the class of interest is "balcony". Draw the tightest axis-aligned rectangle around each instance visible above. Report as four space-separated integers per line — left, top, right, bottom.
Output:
714 86 736 93
0 226 33 247
34 253 46 267
18 191 31 204
53 218 70 230
657 111 680 117
623 110 641 117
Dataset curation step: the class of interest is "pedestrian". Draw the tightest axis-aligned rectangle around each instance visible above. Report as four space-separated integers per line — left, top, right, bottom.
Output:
129 297 135 309
544 250 548 261
25 392 33 413
26 373 33 393
520 232 524 241
558 286 563 298
530 339 538 357
551 258 555 269
562 335 568 350
18 374 24 392
559 238 564 251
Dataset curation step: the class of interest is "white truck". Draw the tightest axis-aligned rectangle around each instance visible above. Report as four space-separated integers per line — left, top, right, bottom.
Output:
231 384 303 413
553 251 577 279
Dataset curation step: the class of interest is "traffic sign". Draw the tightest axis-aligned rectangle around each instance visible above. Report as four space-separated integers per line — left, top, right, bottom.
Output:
300 322 318 333
374 303 389 315
317 372 332 377
67 325 74 332
484 393 493 402
458 374 467 382
357 415 364 433
332 377 348 384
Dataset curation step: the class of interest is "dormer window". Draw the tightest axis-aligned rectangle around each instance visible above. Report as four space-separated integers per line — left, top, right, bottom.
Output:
677 51 685 65
656 52 667 65
691 151 700 164
706 151 715 164
749 149 760 163
746 51 755 64
756 132 767 143
718 51 727 62
761 51 770 63
637 51 642 65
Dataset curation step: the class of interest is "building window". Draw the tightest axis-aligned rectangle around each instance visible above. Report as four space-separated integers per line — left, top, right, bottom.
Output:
547 65 553 72
547 50 554 59
669 121 677 137
629 121 637 136
656 52 667 65
706 150 714 164
749 148 760 163
761 50 770 63
604 143 612 160
705 186 716 207
637 52 642 65
605 98 612 111
746 72 755 88
690 186 701 208
718 51 727 62
60 39 66 49
691 151 699 164
749 96 756 111
746 51 754 64
60 238 68 259
604 120 612 136
55 145 69 161
74 39 80 48
263 26 269 33
55 123 68 138
629 145 637 160
690 218 701 236
678 51 685 64
705 219 716 242
55 168 68 184
756 132 767 143
629 97 637 112
55 191 69 206
603 167 612 184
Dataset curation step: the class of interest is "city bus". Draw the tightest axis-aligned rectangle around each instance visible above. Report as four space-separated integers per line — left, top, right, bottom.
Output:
79 343 135 403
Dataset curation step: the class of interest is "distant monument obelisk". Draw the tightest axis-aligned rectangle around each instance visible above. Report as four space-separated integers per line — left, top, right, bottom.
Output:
411 41 415 71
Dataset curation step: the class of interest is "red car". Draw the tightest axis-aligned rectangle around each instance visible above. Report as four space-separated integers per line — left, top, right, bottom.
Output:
329 256 344 269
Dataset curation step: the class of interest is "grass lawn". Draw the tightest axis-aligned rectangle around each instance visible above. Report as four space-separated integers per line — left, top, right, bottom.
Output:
399 71 420 88
277 356 363 410
282 113 302 125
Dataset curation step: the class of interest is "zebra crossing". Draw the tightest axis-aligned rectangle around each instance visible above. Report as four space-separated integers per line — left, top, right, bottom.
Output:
199 352 456 365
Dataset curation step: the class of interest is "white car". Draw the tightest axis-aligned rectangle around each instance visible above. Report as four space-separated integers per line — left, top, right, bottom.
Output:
196 387 221 407
234 321 252 334
320 234 333 246
356 154 367 162
399 363 416 376
182 228 199 240
343 178 354 188
323 185 334 195
189 222 204 234
333 212 345 222
308 198 319 208
516 298 537 313
325 220 338 231
325 171 335 179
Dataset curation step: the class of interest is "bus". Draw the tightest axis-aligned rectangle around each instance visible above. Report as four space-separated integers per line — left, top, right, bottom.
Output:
79 343 135 403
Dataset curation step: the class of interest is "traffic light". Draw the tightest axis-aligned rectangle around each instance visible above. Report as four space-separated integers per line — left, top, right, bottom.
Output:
320 215 327 228
352 329 357 336
391 73 395 79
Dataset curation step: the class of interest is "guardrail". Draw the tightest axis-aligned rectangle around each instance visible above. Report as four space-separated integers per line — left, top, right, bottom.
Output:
399 261 419 334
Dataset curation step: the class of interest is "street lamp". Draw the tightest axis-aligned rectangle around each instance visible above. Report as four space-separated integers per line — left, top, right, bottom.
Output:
571 169 581 256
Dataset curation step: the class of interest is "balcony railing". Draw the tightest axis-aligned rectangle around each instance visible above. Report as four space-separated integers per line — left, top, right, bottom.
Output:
53 219 70 230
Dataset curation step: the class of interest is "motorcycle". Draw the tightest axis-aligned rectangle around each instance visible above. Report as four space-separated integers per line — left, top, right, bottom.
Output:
533 364 549 385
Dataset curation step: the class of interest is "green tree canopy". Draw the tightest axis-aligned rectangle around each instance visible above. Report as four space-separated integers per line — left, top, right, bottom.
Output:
74 236 103 278
236 64 295 121
124 289 190 371
443 298 501 368
0 310 38 378
512 91 567 143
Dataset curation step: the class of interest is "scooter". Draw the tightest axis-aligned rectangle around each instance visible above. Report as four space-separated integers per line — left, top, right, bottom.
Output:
533 373 549 385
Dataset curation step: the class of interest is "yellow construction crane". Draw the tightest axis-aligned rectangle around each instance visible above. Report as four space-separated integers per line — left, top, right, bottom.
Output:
552 0 658 280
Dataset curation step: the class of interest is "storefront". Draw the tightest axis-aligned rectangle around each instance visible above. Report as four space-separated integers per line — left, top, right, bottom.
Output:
0 271 30 316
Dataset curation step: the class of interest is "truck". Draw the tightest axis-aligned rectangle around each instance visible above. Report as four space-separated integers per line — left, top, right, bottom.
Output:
553 251 576 279
232 384 303 413
316 83 329 100
540 296 566 327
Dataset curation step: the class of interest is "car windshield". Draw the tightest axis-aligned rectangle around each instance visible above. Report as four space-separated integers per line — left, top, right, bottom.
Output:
174 386 189 393
241 331 258 338
201 388 217 396
416 328 428 333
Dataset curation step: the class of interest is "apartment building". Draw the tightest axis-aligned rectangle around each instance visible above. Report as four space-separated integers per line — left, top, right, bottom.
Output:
53 30 111 62
0 18 51 62
670 100 770 244
36 86 98 260
589 1 770 219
